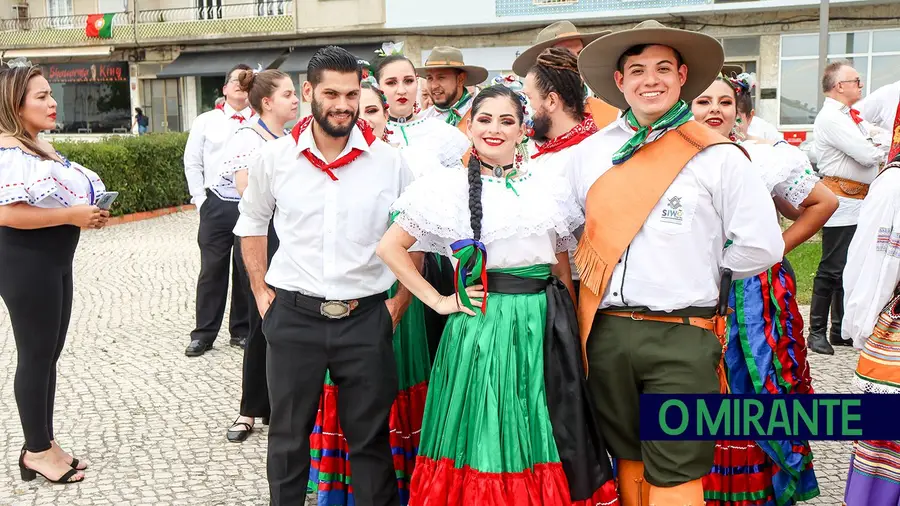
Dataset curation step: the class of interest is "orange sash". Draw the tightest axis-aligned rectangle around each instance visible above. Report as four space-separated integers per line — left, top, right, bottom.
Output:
574 121 748 371
586 97 620 130
458 109 472 166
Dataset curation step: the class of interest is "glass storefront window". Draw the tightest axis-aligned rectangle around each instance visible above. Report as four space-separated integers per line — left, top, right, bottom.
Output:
198 75 225 114
44 62 131 134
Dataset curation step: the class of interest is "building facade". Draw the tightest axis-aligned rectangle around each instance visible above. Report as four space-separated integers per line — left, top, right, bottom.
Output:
0 0 897 138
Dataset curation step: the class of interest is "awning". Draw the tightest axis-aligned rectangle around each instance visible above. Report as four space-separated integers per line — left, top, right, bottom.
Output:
3 46 114 59
156 48 288 78
278 44 385 73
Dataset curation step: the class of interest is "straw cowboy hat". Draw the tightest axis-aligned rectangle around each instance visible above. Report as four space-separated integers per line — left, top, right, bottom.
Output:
512 21 610 77
416 47 489 86
577 20 724 111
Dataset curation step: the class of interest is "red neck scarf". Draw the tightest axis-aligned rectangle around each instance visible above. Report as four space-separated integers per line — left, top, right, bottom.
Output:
292 116 377 181
889 91 900 163
531 115 598 159
849 108 864 125
216 102 255 122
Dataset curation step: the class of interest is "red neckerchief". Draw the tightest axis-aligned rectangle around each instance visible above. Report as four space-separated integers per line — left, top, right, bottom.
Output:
531 115 599 159
849 108 864 125
291 116 376 181
215 102 255 123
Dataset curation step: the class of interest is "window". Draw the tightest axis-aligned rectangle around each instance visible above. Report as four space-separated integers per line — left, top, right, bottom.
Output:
198 0 222 20
779 29 900 127
257 0 287 16
46 0 73 27
45 62 131 134
142 79 183 133
197 75 225 113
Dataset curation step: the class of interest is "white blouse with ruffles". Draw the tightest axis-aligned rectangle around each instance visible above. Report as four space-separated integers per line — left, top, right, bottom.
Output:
386 117 469 170
390 163 583 269
742 140 819 209
0 147 106 208
214 126 274 202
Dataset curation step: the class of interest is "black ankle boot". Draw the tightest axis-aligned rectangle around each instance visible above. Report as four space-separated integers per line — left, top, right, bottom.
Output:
829 286 852 346
808 292 834 355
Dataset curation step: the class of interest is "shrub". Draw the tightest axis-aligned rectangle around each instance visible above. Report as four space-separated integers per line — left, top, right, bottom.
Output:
54 133 191 217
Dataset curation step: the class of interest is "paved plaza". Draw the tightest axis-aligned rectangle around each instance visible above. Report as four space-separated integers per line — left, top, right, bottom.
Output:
0 210 857 505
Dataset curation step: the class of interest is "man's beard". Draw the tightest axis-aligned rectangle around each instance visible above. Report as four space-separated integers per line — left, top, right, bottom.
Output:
311 97 359 138
530 108 553 143
434 87 462 109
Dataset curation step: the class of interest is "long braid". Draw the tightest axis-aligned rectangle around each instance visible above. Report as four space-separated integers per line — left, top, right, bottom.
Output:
466 152 483 242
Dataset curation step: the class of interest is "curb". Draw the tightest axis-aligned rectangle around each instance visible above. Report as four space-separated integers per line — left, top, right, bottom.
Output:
104 204 196 227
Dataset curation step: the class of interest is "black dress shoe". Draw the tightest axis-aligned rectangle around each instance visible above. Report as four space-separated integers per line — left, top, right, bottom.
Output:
227 419 253 443
830 335 853 347
185 340 213 357
230 336 247 349
262 417 270 426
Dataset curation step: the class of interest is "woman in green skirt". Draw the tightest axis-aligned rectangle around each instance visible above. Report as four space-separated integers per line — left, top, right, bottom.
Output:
376 83 619 506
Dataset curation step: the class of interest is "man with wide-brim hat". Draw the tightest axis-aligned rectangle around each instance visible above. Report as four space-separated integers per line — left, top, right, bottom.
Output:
514 20 620 128
570 20 785 505
416 46 488 131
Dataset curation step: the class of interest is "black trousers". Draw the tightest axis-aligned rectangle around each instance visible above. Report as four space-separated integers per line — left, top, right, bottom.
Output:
0 225 79 453
192 190 250 343
238 221 279 418
264 289 398 506
811 225 857 325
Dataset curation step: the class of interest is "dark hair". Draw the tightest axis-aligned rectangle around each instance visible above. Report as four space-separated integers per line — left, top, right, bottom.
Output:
361 81 388 113
735 83 754 116
528 47 585 120
374 54 415 83
224 64 252 85
616 44 684 73
237 68 290 113
307 46 363 87
822 59 851 93
464 85 525 242
135 107 143 115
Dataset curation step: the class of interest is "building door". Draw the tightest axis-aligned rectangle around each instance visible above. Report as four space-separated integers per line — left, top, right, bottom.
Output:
142 79 183 133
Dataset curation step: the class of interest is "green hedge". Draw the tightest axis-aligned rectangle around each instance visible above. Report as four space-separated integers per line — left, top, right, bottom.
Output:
54 133 191 217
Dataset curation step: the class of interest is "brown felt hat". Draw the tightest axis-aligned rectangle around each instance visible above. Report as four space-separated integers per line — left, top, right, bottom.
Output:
512 21 610 77
415 46 489 86
577 20 724 111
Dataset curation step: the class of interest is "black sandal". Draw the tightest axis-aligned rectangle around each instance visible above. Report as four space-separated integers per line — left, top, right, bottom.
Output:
69 457 88 470
226 418 254 443
19 445 84 484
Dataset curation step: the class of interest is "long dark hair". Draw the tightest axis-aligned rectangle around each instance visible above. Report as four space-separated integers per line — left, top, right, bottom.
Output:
465 85 525 242
529 47 585 120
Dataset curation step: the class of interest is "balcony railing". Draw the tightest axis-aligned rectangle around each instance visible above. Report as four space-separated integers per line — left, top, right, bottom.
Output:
0 2 293 48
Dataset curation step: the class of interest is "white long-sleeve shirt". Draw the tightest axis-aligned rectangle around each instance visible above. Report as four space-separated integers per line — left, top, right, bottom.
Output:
747 115 781 142
233 122 413 299
813 97 888 227
842 163 900 348
183 103 253 209
569 118 785 312
857 80 900 132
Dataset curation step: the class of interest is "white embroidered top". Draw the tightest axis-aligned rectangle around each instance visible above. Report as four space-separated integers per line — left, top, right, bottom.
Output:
842 164 900 355
0 147 106 208
390 163 583 269
386 116 469 169
215 127 272 202
742 140 819 209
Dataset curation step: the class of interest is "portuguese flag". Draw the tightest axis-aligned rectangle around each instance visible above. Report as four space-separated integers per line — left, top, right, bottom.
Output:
86 13 114 38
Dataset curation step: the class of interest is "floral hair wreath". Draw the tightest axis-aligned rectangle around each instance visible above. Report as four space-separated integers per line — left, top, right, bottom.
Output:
374 42 404 58
2 57 33 69
490 73 533 149
726 72 756 97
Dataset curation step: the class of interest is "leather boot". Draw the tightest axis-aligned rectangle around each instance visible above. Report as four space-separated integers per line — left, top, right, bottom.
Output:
618 459 650 506
648 479 704 505
807 282 835 355
829 286 852 346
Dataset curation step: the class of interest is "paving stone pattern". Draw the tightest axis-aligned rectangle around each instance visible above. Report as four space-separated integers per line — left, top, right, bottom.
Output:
0 211 857 505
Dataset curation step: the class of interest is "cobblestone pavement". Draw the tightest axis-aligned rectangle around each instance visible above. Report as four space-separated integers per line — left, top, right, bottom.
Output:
0 211 857 505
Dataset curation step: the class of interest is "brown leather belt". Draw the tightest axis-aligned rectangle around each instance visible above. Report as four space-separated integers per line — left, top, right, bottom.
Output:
821 175 869 200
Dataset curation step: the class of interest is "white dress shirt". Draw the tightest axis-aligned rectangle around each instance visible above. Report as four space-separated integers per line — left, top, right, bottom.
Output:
813 97 888 227
842 165 900 348
857 80 900 132
569 118 785 312
234 123 414 299
747 116 781 142
420 98 473 126
183 103 253 209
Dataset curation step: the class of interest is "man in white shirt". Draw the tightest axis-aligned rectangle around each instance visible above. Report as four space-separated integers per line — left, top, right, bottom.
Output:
416 46 487 130
810 60 889 354
235 46 413 506
183 63 254 357
857 78 900 161
575 20 784 504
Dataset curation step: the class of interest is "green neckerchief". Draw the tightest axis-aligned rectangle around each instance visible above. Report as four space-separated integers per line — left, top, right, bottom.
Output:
434 88 472 126
611 100 692 166
504 169 519 196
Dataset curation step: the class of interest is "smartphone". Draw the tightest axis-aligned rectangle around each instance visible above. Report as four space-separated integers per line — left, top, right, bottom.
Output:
95 191 119 210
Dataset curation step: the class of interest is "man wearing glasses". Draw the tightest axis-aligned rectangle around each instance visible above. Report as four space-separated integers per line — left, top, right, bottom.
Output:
809 60 889 355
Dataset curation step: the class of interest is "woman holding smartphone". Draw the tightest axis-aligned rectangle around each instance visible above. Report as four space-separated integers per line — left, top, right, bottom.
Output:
216 68 298 443
0 60 110 484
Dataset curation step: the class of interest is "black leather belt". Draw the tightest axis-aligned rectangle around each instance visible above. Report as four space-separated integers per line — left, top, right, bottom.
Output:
274 288 386 319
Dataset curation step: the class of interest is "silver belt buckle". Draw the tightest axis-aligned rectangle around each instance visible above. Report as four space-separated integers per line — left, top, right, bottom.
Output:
320 300 352 319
